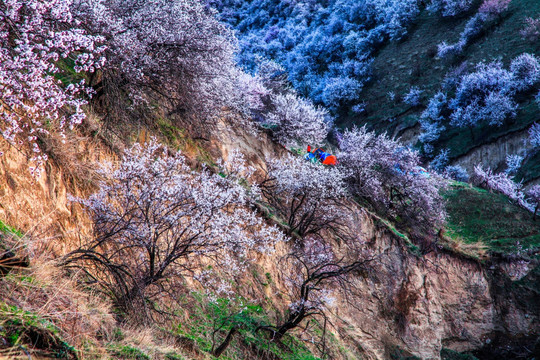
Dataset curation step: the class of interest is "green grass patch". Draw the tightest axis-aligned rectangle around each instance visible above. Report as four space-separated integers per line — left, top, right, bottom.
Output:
54 57 90 87
367 211 426 256
165 352 186 360
171 292 325 360
108 345 150 360
157 118 214 165
444 182 540 255
0 219 23 238
441 348 479 360
0 302 76 358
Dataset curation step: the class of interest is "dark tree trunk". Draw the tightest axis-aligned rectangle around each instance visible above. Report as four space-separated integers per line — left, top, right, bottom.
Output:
212 327 237 358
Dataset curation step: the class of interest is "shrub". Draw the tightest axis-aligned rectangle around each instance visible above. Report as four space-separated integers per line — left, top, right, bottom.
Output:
510 53 540 91
437 41 465 58
479 0 512 16
444 165 470 182
419 92 448 147
521 17 540 42
505 154 523 175
529 123 540 148
403 87 423 107
421 54 539 150
419 121 445 151
449 61 517 129
431 149 450 172
460 13 490 42
526 185 540 218
320 76 364 110
427 0 474 17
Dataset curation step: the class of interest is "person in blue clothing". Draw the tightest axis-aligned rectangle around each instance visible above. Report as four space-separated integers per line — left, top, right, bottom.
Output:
304 146 337 166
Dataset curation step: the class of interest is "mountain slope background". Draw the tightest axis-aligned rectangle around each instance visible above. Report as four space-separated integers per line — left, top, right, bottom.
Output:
215 0 540 183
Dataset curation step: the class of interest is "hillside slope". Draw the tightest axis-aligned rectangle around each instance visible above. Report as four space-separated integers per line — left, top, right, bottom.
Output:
214 0 540 183
1 1 539 358
339 0 540 181
0 122 538 360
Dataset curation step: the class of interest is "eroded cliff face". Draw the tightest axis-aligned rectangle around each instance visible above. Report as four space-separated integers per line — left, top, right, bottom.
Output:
328 212 538 360
451 129 533 176
0 136 102 255
210 127 539 360
0 127 537 360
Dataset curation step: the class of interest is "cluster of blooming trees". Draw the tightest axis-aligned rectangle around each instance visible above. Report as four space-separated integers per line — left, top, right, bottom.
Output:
256 154 377 350
72 0 242 124
420 53 540 160
1 0 333 175
427 0 473 17
437 0 511 58
0 0 106 176
233 59 332 147
473 165 528 208
339 127 446 233
209 0 421 113
473 165 540 217
66 123 448 350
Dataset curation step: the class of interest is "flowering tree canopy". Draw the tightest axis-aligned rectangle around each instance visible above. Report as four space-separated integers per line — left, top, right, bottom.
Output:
261 155 347 239
338 127 446 234
427 0 474 17
420 54 540 158
473 165 529 209
265 94 330 148
72 0 240 122
66 141 283 315
0 0 105 176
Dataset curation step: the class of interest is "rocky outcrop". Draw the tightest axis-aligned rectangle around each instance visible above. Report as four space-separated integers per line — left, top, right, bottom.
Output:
329 212 539 360
451 129 533 175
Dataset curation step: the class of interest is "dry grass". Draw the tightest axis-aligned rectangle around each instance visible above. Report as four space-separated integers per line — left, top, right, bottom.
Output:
0 234 115 358
439 231 490 261
38 116 114 193
0 233 203 360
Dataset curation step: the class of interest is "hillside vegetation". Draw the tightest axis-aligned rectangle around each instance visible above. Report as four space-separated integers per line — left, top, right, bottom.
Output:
355 0 540 178
216 0 540 183
0 0 539 359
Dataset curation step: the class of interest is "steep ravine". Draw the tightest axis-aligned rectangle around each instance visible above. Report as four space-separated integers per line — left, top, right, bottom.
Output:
0 129 538 360
331 212 539 359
